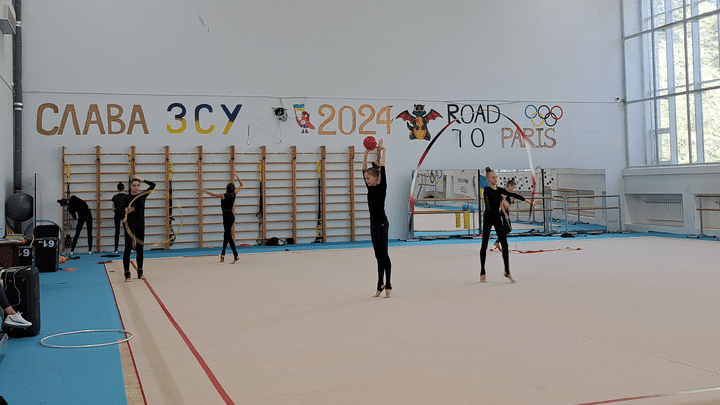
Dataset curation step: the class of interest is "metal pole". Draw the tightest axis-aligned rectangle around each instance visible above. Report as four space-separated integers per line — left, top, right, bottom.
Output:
12 0 22 192
698 196 705 237
564 196 569 234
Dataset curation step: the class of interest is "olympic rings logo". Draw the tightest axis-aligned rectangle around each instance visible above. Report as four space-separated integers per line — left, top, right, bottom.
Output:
525 104 563 127
428 170 443 185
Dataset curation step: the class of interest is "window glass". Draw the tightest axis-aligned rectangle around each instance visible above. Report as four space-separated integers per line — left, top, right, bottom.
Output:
671 25 688 92
624 0 720 165
701 88 720 162
674 94 691 163
697 0 720 15
659 132 672 162
698 15 720 88
655 30 669 96
686 22 696 89
653 0 667 27
658 97 670 128
625 35 653 101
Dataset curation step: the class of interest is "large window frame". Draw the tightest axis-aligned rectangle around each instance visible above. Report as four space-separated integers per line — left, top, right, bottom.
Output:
623 0 720 166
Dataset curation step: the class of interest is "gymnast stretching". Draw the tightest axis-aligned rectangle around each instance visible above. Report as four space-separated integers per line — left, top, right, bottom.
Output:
57 195 93 255
480 167 539 283
202 173 243 264
122 175 155 282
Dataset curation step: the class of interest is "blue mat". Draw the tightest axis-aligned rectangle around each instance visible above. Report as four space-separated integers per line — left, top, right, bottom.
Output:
0 254 126 404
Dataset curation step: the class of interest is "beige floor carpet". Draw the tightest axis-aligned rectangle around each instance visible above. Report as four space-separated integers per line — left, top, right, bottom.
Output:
106 237 720 405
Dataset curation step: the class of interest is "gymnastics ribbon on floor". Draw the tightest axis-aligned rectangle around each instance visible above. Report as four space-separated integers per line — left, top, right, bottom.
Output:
409 107 537 215
490 245 581 254
123 188 184 247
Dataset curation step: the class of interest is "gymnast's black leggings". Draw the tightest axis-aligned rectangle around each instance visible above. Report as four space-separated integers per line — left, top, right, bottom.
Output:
71 215 93 252
113 216 123 252
222 211 238 258
370 219 391 290
123 225 145 278
479 214 510 276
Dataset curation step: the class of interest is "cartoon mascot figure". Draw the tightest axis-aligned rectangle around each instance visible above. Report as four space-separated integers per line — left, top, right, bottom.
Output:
296 110 315 134
396 104 443 141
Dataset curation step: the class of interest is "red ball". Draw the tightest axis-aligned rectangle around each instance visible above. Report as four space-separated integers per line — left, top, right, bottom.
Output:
363 136 377 151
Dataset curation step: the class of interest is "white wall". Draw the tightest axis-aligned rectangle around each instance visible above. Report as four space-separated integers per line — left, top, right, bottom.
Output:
14 0 626 242
623 166 720 237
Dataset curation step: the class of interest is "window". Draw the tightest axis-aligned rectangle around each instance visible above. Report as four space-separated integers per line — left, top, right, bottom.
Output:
623 0 720 165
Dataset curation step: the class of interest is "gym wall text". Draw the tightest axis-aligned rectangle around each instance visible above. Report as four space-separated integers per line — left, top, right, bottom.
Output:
36 103 244 136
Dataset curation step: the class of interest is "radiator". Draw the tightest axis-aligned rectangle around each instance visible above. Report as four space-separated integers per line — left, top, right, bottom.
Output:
643 198 683 221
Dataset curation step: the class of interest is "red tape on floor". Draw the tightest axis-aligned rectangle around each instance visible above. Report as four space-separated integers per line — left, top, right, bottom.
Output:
575 386 720 404
131 261 236 405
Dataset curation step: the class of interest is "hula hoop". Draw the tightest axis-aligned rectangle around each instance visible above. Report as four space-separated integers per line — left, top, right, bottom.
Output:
124 189 184 247
40 329 135 349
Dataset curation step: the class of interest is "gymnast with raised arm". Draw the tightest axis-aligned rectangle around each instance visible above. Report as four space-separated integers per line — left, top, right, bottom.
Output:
363 139 392 298
122 175 156 282
202 173 243 264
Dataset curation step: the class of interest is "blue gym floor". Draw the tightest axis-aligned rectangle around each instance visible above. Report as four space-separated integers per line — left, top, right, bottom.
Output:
0 228 715 405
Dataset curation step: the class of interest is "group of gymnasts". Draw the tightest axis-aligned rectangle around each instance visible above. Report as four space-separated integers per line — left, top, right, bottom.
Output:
362 141 539 296
59 171 243 283
59 175 156 282
59 141 538 292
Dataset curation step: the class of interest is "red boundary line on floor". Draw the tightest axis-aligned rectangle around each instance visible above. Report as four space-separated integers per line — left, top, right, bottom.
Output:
576 393 665 404
576 386 720 405
131 261 235 405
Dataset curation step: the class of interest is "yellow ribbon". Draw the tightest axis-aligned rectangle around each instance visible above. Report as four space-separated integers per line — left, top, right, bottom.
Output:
123 188 183 247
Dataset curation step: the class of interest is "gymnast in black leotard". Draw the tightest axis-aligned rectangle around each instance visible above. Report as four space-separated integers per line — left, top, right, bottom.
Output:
57 195 94 255
122 175 156 281
480 167 538 283
202 174 243 264
494 177 517 249
363 139 392 298
111 182 126 254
